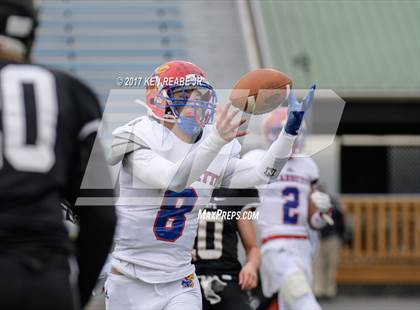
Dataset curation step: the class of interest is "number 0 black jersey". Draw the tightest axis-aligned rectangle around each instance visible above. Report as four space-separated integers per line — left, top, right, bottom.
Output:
0 60 105 253
194 188 259 278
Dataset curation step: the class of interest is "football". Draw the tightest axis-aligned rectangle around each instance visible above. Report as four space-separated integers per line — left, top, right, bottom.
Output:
229 68 292 115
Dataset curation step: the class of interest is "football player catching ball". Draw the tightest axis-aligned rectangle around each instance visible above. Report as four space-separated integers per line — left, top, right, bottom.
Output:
105 60 315 310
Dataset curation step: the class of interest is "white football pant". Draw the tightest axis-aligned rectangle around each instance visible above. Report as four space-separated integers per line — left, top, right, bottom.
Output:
104 272 202 310
260 239 321 310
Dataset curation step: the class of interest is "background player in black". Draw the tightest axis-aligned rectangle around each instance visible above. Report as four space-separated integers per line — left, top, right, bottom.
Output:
0 1 116 309
194 188 261 310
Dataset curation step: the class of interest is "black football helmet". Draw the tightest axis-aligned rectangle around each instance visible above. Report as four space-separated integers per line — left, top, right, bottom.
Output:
0 0 38 59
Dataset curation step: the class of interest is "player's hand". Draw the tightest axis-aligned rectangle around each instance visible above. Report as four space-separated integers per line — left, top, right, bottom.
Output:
215 102 248 141
284 83 316 135
311 190 332 213
239 261 258 290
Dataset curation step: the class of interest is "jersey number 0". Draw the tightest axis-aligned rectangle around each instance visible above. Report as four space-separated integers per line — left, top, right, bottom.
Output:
0 65 57 172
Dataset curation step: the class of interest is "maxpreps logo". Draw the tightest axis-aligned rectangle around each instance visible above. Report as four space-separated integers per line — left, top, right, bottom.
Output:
198 209 259 221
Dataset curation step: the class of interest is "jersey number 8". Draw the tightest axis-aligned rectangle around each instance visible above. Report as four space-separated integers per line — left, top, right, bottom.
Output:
153 188 198 242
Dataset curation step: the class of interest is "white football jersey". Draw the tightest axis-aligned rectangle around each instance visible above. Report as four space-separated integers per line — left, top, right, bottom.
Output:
111 116 240 283
245 149 319 239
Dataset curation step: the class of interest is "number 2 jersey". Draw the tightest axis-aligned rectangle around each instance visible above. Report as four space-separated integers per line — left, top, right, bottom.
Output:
111 116 241 283
0 60 103 253
244 149 319 240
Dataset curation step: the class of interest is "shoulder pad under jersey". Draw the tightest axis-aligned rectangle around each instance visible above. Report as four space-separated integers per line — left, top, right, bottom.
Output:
109 116 149 165
109 116 178 165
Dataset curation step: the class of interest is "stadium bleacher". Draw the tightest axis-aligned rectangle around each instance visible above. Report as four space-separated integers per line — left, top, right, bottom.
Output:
34 1 187 103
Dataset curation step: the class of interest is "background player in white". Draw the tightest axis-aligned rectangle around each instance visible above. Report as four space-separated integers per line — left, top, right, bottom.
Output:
105 60 315 310
244 107 332 310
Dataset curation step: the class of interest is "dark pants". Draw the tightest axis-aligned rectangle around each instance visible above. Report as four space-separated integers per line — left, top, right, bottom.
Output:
0 252 79 310
202 280 253 310
251 285 278 310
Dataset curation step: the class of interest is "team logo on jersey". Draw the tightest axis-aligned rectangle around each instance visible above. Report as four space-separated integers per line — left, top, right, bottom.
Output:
264 167 277 177
181 274 195 288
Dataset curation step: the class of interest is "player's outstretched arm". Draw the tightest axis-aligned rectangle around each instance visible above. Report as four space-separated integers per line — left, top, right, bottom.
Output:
225 85 316 188
128 102 247 192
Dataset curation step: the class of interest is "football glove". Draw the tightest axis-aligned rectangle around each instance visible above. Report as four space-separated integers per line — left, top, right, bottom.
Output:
310 190 332 213
61 200 79 224
284 83 316 135
199 275 227 305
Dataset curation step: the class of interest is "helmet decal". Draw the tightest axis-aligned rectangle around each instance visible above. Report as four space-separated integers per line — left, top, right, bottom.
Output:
155 64 170 75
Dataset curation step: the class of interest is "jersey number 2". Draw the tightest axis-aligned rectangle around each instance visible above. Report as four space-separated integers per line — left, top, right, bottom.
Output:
282 187 299 224
0 66 57 172
153 188 197 242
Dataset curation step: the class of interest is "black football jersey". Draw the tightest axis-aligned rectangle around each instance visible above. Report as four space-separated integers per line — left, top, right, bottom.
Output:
0 60 103 253
194 188 259 278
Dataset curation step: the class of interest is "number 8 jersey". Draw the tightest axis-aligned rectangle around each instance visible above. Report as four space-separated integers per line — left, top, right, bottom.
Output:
244 149 319 239
110 116 241 283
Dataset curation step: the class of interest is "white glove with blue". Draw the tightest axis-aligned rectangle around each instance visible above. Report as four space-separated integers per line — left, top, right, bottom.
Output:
311 191 334 226
311 191 332 213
